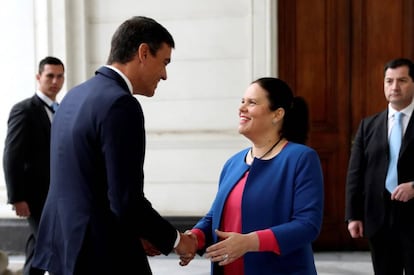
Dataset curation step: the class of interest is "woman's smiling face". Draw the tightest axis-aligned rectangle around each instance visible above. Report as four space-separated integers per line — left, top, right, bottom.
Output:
238 83 279 140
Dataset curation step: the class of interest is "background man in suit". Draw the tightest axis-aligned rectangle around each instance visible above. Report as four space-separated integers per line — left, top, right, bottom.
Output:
33 16 196 275
346 58 414 275
3 56 65 275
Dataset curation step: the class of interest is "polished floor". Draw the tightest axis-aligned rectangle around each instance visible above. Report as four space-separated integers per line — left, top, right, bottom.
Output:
8 251 372 274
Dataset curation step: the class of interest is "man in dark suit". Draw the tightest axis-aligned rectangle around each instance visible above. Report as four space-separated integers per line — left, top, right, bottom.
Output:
346 58 414 275
3 56 65 275
32 16 197 275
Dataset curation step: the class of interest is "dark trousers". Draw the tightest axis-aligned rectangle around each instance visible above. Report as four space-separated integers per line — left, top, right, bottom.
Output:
24 215 45 275
73 225 153 275
368 200 414 275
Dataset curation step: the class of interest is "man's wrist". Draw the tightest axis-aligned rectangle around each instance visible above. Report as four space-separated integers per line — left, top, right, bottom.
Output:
173 230 181 248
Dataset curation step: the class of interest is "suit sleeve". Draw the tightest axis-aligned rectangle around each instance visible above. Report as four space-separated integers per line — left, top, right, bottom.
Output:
3 104 29 203
271 149 324 255
100 95 177 254
345 120 365 221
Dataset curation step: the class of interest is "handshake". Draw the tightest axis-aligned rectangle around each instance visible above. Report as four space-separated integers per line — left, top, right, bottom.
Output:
141 230 198 266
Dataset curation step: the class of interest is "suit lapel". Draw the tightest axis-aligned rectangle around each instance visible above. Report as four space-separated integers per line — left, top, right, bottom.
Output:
32 95 52 130
400 109 414 153
374 110 389 150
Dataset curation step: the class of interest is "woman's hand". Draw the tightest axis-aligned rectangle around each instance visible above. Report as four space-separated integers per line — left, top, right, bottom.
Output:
204 229 258 266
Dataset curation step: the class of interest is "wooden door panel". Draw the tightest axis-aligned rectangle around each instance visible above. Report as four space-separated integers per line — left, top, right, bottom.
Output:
279 0 351 249
351 0 414 131
278 0 414 250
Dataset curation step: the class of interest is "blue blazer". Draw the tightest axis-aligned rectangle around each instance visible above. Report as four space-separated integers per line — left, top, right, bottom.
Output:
194 143 324 275
33 67 178 275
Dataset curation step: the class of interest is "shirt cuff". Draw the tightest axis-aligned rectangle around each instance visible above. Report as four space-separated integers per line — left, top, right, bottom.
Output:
173 230 180 248
256 229 280 255
190 228 206 250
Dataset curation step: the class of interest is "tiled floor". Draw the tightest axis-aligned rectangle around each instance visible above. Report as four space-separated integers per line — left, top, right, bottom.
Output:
8 251 372 275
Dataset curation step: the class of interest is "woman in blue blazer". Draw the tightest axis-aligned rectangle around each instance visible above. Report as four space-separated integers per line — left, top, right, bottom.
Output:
185 77 324 275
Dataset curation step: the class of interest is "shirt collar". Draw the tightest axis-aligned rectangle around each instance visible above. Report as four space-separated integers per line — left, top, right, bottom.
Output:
104 65 133 94
388 100 414 119
36 90 55 106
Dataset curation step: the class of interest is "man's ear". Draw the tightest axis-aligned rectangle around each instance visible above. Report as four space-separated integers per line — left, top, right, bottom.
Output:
137 43 150 61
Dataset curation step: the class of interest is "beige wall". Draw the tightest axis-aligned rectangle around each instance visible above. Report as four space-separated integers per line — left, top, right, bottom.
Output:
0 0 277 217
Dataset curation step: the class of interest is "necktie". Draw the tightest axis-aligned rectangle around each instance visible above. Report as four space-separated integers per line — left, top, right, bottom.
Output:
51 102 59 113
385 112 403 193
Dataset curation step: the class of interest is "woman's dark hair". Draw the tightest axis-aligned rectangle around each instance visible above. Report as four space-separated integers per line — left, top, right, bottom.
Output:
107 16 175 64
252 77 309 144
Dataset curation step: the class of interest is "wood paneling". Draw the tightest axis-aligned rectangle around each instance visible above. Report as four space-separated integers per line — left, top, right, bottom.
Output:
278 0 414 250
279 0 351 249
351 0 414 131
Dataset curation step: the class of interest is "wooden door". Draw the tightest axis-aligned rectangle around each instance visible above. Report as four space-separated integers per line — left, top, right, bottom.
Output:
278 0 414 250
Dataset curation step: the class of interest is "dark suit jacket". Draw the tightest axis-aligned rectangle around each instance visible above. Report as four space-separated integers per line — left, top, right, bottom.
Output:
33 67 178 275
3 95 52 221
345 109 414 238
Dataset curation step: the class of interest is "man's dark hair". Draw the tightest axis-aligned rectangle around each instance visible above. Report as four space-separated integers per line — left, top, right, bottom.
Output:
107 16 175 64
38 56 65 74
384 58 414 80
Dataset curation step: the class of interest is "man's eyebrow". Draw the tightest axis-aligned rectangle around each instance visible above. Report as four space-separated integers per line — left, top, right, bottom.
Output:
385 76 409 79
45 73 64 79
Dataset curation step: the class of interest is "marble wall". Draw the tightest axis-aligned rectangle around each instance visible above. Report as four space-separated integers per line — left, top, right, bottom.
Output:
0 0 277 217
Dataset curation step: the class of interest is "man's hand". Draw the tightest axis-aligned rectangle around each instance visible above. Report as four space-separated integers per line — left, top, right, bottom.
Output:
140 238 161 256
347 220 363 238
13 201 30 218
174 231 197 266
391 182 414 202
